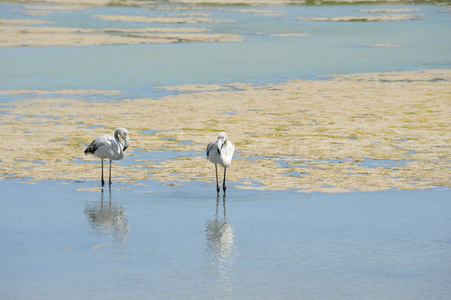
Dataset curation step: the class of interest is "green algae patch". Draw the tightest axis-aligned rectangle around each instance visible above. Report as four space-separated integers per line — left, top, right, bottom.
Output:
1 70 450 192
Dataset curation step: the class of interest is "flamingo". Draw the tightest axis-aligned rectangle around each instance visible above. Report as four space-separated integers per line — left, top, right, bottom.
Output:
84 128 130 187
206 132 235 195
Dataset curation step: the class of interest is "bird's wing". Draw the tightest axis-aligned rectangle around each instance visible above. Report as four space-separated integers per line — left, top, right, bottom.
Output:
84 135 113 154
206 141 217 157
228 141 235 155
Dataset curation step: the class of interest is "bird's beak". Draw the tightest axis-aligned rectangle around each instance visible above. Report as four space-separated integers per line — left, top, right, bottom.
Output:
217 139 224 150
123 137 130 152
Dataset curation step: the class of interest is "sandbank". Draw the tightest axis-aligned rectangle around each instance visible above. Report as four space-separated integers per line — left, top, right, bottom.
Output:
0 25 241 47
231 9 286 17
92 14 233 24
360 9 422 13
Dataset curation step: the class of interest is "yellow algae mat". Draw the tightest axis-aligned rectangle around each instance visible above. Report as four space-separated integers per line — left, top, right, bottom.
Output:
1 69 450 192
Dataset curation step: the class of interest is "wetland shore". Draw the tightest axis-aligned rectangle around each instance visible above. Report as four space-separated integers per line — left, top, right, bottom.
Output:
1 69 450 193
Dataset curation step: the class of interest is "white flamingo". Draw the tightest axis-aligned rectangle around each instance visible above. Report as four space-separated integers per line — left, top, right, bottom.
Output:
206 132 235 194
84 128 130 187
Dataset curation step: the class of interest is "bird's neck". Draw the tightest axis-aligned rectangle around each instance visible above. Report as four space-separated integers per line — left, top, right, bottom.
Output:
114 132 125 151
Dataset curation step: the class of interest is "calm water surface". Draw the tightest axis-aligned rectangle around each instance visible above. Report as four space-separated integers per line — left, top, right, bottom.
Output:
0 2 450 100
1 180 450 299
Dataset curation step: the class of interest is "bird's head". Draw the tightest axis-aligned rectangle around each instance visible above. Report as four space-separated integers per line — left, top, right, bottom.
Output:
116 128 130 151
217 132 228 149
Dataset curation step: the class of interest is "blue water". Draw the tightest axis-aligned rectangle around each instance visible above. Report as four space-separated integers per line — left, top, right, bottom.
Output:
1 180 450 299
0 3 450 101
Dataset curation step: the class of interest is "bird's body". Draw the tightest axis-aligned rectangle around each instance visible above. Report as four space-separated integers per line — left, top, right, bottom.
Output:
206 132 234 195
85 134 126 161
206 141 234 168
84 128 130 187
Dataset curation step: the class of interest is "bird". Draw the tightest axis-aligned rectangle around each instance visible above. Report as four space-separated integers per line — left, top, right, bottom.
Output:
206 132 235 195
84 128 130 187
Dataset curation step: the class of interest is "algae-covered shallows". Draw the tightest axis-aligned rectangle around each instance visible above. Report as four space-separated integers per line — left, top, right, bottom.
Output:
1 70 450 192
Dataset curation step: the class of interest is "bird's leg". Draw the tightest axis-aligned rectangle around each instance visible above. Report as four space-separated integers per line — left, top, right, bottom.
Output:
101 159 105 187
109 160 112 186
215 164 220 194
223 167 227 195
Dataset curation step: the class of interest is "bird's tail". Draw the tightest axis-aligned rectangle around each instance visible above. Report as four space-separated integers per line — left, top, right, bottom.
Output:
84 144 95 155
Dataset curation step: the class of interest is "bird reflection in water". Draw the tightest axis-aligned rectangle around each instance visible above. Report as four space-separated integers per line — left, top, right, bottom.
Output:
205 196 237 294
85 188 129 253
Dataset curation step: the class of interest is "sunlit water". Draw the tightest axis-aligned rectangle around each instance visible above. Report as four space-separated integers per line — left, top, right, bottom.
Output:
1 1 451 299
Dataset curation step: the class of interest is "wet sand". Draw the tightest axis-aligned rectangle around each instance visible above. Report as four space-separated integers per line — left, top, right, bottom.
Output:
1 69 450 192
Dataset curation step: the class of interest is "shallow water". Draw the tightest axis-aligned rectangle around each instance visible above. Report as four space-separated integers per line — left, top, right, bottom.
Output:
0 3 450 100
1 180 450 299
